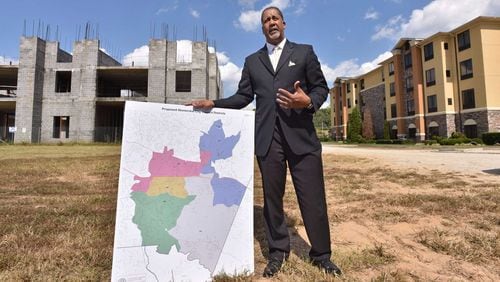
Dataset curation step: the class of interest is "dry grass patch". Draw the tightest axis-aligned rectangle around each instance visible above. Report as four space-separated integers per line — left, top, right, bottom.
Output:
0 145 119 280
1 145 499 281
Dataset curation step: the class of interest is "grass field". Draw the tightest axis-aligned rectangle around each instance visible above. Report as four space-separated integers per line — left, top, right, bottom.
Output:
0 145 498 281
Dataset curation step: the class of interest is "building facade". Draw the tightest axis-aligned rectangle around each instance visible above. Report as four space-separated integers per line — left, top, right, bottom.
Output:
0 37 222 143
330 16 500 141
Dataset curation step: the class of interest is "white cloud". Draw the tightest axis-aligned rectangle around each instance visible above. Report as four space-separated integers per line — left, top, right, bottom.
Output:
216 52 243 97
215 51 230 65
122 45 149 66
156 1 179 15
238 0 259 8
364 8 379 20
336 35 345 42
373 0 500 40
236 10 262 32
294 0 307 15
190 9 200 18
371 15 404 40
320 51 392 85
235 0 292 32
0 56 18 65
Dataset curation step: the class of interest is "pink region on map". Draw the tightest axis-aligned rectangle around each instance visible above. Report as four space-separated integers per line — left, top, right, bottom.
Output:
131 176 151 192
131 147 211 192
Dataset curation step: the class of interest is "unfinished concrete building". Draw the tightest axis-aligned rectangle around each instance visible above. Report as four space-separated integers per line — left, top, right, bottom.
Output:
0 36 222 143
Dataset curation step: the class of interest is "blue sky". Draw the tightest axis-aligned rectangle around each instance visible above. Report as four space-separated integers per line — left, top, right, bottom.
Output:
1 0 499 98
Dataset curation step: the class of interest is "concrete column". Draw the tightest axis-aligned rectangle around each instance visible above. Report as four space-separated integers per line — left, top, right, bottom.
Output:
341 81 348 140
72 40 99 142
148 39 168 103
392 49 406 138
410 41 426 141
333 83 341 140
208 51 221 100
14 37 46 143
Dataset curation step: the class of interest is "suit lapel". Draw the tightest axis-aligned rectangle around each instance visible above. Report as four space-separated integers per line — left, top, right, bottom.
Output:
275 41 293 74
258 45 275 75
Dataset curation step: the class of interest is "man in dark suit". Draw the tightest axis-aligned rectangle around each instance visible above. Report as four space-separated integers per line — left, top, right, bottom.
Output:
190 6 341 277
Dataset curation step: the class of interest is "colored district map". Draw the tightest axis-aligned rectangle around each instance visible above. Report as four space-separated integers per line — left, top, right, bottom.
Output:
112 102 254 281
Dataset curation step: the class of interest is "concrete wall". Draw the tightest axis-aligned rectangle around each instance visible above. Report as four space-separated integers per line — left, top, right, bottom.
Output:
360 84 385 139
148 39 168 103
10 36 221 143
14 37 46 143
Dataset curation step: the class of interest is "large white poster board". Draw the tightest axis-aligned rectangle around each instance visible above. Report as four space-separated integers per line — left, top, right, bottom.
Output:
112 101 255 281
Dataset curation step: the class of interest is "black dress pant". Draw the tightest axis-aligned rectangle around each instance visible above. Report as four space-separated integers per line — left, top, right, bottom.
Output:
257 120 331 261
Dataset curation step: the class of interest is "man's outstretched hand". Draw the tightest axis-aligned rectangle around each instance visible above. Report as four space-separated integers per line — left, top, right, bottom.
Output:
276 81 312 110
185 100 215 109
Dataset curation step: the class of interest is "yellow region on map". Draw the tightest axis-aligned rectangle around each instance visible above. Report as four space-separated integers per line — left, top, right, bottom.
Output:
147 176 188 198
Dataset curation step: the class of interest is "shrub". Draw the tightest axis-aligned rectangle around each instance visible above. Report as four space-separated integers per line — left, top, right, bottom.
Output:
451 132 466 139
424 140 438 145
482 132 500 145
376 139 393 144
438 137 470 145
470 138 483 145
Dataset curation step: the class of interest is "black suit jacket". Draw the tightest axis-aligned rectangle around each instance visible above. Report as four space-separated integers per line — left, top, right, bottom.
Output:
214 40 329 157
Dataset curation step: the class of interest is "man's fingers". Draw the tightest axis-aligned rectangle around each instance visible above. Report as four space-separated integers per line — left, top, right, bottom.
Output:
294 81 301 92
277 88 293 98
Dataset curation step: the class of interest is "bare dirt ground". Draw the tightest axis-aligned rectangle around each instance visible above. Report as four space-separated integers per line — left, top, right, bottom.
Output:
322 144 500 176
306 144 500 281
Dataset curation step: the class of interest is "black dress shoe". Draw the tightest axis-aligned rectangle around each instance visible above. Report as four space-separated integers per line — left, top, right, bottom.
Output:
263 258 284 277
312 259 342 276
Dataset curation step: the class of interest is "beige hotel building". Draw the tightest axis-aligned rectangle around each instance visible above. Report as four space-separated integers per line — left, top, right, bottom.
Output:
330 16 500 141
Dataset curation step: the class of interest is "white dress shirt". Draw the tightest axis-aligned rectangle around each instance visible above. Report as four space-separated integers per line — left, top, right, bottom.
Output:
266 38 287 71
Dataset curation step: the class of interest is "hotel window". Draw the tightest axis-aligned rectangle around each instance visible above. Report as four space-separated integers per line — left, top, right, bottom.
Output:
464 124 478 139
405 76 413 92
457 30 471 51
444 42 449 50
427 95 437 113
460 59 473 80
388 62 394 75
360 79 365 90
390 82 395 97
53 116 70 138
175 71 192 92
446 70 451 77
429 125 439 138
407 99 415 116
346 83 351 93
347 98 351 108
390 103 397 118
448 98 453 105
462 88 475 110
424 42 434 61
404 53 412 69
426 68 436 86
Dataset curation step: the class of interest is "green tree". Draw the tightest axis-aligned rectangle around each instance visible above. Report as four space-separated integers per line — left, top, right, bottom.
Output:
383 121 391 139
347 106 362 142
313 107 331 140
313 107 331 128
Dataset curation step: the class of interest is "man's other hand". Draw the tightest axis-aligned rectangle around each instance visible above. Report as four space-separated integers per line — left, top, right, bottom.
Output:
185 100 215 109
276 81 312 110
